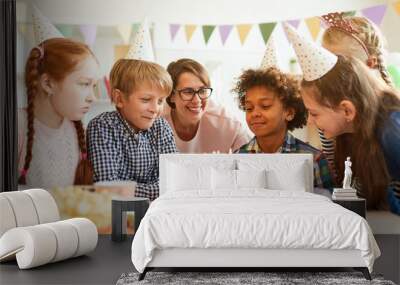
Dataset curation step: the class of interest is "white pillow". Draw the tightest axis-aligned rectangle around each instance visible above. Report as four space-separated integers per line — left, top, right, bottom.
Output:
265 162 307 191
237 158 309 192
167 162 212 191
212 168 237 190
236 169 267 189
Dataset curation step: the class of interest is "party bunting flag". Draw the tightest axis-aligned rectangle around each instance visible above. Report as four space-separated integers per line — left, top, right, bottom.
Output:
117 24 132 44
56 24 74 37
185 25 197 43
169 24 180 41
259 22 277 45
202 25 216 44
18 23 28 36
361 4 387 25
103 76 111 99
343 10 357 17
287 19 300 29
131 23 141 38
114 45 130 61
236 24 252 45
394 1 400 15
80 24 97 47
305 17 321 41
219 25 233 45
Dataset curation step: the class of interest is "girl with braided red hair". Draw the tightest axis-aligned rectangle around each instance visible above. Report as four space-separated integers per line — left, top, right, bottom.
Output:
18 37 99 189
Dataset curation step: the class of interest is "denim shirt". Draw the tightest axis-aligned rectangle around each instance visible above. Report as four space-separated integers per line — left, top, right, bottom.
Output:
379 111 400 215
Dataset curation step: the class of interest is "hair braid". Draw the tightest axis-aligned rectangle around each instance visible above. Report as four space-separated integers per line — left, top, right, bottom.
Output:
73 120 93 185
351 17 393 86
375 49 394 86
19 48 42 184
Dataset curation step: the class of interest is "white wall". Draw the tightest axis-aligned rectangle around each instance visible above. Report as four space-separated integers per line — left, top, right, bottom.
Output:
18 0 387 24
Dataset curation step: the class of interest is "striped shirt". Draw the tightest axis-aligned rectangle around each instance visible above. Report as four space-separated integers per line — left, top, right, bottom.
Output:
87 111 177 200
236 133 334 191
318 129 337 181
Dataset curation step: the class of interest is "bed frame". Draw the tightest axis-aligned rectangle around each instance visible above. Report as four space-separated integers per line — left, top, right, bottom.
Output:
139 248 371 280
138 154 372 281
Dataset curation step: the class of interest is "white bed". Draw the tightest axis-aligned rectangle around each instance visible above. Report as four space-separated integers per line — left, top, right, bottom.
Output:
131 154 380 280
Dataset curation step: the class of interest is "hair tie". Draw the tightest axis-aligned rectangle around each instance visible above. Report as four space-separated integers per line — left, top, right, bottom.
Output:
34 45 44 60
81 152 88 160
20 168 28 177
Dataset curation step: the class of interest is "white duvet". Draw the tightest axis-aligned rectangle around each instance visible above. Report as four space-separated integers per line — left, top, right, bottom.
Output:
131 190 380 273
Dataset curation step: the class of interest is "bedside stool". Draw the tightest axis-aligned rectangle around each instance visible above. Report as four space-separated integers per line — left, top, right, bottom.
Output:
333 198 366 218
112 197 150 242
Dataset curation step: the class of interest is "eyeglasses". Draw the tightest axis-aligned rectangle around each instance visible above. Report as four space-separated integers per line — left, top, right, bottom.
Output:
175 87 213 101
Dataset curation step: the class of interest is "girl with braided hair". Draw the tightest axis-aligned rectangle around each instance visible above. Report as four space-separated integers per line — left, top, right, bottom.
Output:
18 37 99 189
322 14 392 85
315 13 394 185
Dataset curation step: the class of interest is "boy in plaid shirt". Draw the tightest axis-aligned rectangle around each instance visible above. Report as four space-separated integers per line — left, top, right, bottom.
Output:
87 59 177 200
233 67 334 191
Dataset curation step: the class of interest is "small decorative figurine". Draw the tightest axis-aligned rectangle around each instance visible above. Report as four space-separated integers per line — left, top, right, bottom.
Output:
343 157 353 189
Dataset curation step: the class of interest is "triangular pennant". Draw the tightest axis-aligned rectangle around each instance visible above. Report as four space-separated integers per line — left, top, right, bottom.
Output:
103 76 111 99
305 17 321 41
343 10 357 17
258 22 277 44
218 25 233 45
393 1 400 15
361 4 387 26
56 24 74 38
185 25 197 43
79 24 97 47
18 23 28 36
202 25 216 44
169 24 180 41
114 45 130 61
116 24 132 44
132 23 141 35
287 19 301 29
236 24 252 45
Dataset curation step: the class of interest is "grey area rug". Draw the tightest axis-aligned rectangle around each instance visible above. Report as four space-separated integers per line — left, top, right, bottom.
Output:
116 271 396 285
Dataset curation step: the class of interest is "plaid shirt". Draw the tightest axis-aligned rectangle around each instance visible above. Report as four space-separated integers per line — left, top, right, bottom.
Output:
236 133 334 190
87 111 177 200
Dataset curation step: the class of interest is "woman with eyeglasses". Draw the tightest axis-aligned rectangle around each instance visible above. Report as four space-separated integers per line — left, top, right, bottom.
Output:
163 58 251 153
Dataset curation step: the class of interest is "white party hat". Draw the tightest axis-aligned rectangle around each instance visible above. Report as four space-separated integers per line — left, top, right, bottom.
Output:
125 19 155 61
260 34 279 69
32 4 63 46
282 22 337 81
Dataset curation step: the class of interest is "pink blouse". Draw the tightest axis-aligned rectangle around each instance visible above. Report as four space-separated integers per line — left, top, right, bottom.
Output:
162 101 251 153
